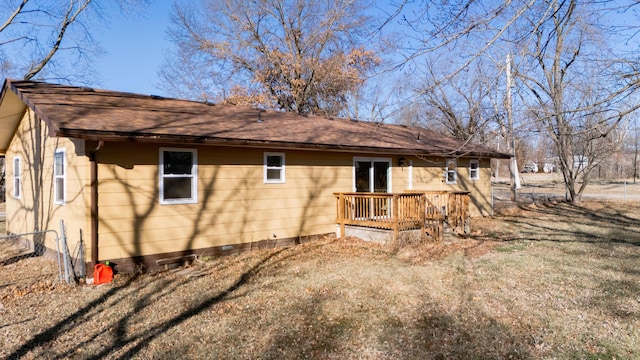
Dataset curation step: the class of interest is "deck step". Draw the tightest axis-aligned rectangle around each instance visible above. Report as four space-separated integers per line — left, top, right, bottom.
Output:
443 230 459 242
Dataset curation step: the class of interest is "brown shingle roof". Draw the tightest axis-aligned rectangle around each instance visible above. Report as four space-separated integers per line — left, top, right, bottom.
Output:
3 79 509 158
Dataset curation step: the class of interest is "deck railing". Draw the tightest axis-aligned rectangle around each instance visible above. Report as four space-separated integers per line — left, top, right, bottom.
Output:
335 192 445 242
335 191 471 243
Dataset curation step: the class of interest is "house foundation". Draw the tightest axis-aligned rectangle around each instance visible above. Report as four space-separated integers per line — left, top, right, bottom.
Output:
337 225 424 245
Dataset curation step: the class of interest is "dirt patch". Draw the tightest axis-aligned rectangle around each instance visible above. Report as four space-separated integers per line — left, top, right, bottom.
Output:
1 201 639 359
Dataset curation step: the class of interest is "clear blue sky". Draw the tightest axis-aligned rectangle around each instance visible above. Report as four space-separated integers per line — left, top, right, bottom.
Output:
90 2 639 100
90 1 406 98
93 2 174 96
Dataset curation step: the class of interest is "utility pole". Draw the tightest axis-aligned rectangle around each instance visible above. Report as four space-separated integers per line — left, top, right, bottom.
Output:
506 53 520 201
634 117 638 184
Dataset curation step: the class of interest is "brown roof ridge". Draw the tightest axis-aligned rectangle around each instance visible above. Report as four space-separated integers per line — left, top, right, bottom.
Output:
1 79 512 159
6 79 428 131
7 78 215 106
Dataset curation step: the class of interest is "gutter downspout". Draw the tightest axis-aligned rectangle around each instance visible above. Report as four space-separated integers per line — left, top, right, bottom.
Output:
89 141 103 268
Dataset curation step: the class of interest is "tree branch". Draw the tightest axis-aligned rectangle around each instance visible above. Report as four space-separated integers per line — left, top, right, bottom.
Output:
23 0 92 80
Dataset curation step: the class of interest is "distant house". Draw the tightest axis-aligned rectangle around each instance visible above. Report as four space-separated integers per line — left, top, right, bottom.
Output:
0 79 509 274
574 155 588 172
521 161 539 173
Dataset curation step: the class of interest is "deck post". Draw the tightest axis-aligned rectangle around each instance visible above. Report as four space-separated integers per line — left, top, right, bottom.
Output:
463 193 471 234
392 194 399 244
420 194 427 241
338 193 345 238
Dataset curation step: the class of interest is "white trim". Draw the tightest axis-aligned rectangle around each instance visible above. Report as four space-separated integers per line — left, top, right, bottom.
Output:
445 158 457 185
264 152 286 184
469 159 480 180
352 156 392 192
159 147 198 205
13 156 20 199
54 148 66 205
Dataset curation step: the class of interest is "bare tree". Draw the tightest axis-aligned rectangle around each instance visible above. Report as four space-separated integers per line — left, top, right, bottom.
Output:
514 0 640 203
635 118 639 183
416 59 501 143
620 116 640 183
391 0 640 203
0 0 148 197
0 0 148 82
160 0 380 116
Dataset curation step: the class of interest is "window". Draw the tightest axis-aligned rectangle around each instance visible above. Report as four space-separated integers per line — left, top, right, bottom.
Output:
160 148 197 204
13 156 20 199
445 158 457 184
469 159 480 180
264 152 285 183
54 149 66 204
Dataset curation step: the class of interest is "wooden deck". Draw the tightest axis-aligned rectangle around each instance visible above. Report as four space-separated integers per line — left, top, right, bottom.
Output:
335 191 471 243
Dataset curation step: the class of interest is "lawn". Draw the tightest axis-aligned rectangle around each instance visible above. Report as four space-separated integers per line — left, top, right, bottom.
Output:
1 200 639 359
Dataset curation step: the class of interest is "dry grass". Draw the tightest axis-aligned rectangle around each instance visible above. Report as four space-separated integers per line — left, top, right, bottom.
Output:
1 201 639 359
495 173 640 202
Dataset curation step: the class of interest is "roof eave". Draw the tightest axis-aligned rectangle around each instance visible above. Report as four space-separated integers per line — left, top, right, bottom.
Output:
7 79 60 137
57 128 512 159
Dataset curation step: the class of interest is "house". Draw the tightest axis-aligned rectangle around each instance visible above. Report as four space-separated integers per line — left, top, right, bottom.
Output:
574 155 588 172
521 161 538 173
0 79 510 274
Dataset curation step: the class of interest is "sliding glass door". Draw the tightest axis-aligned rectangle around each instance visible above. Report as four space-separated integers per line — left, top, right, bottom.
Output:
354 158 391 193
353 158 391 219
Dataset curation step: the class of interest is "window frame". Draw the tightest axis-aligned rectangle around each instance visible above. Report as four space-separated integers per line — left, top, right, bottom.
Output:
13 156 20 199
159 148 198 205
54 149 66 205
469 159 480 180
445 158 457 185
264 152 286 184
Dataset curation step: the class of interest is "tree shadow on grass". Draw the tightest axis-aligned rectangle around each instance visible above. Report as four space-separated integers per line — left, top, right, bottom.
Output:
483 201 640 247
6 274 141 359
389 309 531 359
31 242 340 360
108 257 280 360
476 201 640 357
259 281 532 359
0 251 38 267
6 244 302 359
260 292 354 358
0 238 42 267
103 242 339 360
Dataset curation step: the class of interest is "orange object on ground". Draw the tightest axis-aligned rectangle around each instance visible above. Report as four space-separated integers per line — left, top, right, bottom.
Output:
94 263 113 284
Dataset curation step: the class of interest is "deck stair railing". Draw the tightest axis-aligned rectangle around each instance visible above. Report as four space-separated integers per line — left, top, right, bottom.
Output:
446 191 471 234
407 190 471 235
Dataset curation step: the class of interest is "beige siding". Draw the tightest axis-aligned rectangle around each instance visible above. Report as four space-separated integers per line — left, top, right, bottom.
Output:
5 109 90 257
95 144 354 259
95 147 494 260
395 156 493 216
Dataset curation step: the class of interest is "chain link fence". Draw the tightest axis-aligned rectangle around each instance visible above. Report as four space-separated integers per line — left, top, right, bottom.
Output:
0 221 83 284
